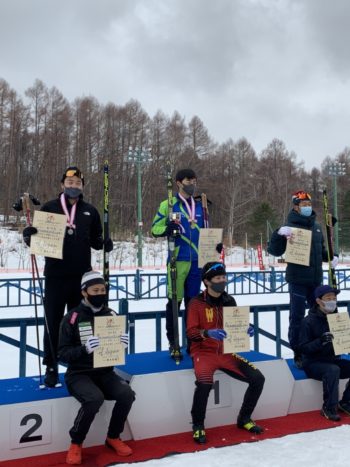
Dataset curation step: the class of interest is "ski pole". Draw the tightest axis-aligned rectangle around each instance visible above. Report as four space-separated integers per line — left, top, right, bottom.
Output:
103 160 110 304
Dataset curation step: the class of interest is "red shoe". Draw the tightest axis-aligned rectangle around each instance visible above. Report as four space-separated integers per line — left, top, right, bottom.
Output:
66 443 82 465
105 437 133 456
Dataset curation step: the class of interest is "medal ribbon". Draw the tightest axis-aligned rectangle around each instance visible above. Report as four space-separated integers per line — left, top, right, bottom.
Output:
178 193 196 224
60 193 77 230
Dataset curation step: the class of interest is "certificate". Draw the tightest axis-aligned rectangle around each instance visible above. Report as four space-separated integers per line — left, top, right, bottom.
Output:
30 211 66 259
285 228 312 266
93 315 126 368
198 228 223 268
223 306 250 353
327 312 350 355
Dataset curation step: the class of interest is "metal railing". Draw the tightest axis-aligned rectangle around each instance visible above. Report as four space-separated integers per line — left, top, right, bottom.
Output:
2 299 350 377
2 267 350 308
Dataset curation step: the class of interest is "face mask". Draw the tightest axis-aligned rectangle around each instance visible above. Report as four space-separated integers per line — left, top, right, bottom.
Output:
321 300 337 314
64 187 82 199
182 184 195 196
210 281 227 294
300 206 312 217
87 294 106 310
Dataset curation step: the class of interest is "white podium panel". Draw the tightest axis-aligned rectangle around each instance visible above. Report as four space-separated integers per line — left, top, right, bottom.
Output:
288 378 348 414
127 359 294 440
0 397 132 461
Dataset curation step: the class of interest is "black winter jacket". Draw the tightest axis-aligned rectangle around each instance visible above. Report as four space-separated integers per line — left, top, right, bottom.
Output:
41 194 103 277
58 301 116 373
299 304 339 367
267 209 328 286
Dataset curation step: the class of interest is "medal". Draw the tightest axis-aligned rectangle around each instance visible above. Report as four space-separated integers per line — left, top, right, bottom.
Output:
179 193 197 227
60 193 77 235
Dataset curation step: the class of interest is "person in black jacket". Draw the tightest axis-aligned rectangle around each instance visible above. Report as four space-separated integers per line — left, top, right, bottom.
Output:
299 284 350 421
22 167 113 387
267 190 338 369
58 271 134 465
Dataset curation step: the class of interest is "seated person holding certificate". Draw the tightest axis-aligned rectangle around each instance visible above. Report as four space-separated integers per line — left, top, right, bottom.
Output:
58 271 134 465
299 285 350 422
186 262 265 444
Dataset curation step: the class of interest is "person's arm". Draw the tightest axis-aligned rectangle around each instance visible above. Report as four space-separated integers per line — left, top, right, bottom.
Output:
267 228 287 257
186 298 206 342
89 206 104 250
58 316 89 364
151 200 169 237
299 320 324 355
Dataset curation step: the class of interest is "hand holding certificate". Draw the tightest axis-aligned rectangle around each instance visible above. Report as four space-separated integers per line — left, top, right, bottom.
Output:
93 315 126 368
327 312 350 355
198 228 223 268
285 227 312 266
30 211 66 259
223 306 250 353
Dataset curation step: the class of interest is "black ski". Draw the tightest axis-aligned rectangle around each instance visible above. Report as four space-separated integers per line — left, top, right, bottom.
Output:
103 160 110 304
167 163 182 364
322 189 337 288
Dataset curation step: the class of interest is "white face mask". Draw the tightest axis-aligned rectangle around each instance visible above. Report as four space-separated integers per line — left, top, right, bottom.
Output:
321 300 337 313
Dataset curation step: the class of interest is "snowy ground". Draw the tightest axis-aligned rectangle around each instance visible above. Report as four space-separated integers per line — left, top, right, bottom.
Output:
115 425 350 467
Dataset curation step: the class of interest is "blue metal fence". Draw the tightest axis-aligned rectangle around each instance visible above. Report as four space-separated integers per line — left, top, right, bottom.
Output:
2 267 350 308
2 299 350 377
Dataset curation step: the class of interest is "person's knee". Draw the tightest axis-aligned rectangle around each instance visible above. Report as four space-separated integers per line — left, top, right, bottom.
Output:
325 365 340 380
194 381 213 395
250 370 265 390
118 382 136 406
83 397 104 414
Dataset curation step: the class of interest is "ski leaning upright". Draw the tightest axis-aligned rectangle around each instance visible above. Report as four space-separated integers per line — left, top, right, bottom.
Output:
103 160 110 304
167 163 182 364
322 189 337 288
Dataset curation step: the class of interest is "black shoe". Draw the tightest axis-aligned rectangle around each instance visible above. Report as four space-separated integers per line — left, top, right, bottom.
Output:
169 345 183 361
237 418 264 434
44 367 59 388
321 405 340 421
293 353 303 369
339 401 350 416
192 424 206 444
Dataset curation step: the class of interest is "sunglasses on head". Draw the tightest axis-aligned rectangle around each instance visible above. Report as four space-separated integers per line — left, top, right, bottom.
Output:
205 263 226 275
66 169 81 178
293 191 311 201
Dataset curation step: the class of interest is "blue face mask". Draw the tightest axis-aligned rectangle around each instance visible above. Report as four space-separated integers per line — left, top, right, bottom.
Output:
64 187 82 199
300 206 312 217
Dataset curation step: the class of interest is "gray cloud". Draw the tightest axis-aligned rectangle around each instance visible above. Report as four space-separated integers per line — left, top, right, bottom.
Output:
0 0 349 169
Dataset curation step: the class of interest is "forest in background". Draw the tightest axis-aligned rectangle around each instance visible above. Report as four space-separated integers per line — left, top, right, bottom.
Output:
1 78 350 250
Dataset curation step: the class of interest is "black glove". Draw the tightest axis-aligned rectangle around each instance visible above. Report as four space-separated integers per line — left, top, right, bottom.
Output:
104 237 113 253
166 221 181 238
321 332 334 346
22 226 38 247
216 242 223 254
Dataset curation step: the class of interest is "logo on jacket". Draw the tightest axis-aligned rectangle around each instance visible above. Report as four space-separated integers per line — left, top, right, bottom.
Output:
205 307 214 323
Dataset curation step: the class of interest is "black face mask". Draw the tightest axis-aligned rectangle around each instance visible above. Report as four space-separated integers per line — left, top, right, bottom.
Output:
64 187 82 199
182 184 195 196
87 294 106 310
210 281 227 294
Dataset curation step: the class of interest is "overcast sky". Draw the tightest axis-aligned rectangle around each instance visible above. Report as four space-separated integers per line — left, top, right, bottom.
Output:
1 0 349 170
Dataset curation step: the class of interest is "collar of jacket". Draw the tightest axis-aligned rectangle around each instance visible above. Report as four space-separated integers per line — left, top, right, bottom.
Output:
202 290 232 306
58 192 84 204
287 208 316 228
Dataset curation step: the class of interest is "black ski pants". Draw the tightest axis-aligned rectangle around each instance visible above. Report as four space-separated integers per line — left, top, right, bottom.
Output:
65 369 135 445
191 353 265 426
304 359 350 409
43 275 82 367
